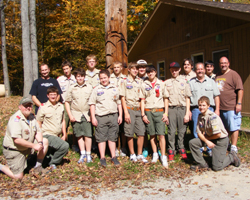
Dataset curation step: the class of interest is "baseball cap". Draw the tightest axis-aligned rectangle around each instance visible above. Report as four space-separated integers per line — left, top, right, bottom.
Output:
19 97 33 105
137 59 147 65
169 62 180 68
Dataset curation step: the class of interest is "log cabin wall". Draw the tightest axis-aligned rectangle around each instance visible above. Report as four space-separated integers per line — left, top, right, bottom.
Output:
129 5 250 116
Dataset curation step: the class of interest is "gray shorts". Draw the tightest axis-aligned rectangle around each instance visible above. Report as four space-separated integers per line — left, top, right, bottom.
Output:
95 113 119 143
72 115 92 138
124 109 145 137
3 148 30 175
145 111 166 136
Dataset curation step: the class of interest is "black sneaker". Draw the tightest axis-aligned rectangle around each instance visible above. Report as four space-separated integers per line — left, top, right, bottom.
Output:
111 157 120 166
231 151 241 167
100 158 107 167
190 163 209 170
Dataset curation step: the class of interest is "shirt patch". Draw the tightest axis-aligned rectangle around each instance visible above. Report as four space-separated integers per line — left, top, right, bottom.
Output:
145 86 151 91
181 83 184 87
113 89 116 92
210 115 217 121
97 78 99 80
126 82 133 89
14 118 20 122
199 122 204 128
97 89 104 96
24 129 30 135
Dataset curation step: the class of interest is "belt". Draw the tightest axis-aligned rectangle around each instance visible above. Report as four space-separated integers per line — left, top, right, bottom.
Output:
145 108 164 112
3 146 18 151
169 106 184 109
127 106 140 111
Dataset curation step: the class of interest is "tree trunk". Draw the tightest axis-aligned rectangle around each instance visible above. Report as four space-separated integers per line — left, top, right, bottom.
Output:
21 0 33 96
29 0 38 81
0 0 11 97
105 0 128 74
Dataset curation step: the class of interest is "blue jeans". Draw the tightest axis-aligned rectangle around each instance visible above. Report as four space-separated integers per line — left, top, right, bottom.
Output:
191 107 214 152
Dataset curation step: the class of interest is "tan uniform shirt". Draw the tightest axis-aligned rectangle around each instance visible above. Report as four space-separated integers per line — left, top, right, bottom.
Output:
110 73 126 88
140 78 167 109
36 101 64 137
57 74 76 102
180 70 196 82
85 68 100 87
3 110 38 151
88 84 121 116
65 83 93 122
120 75 142 108
165 76 192 106
196 109 228 138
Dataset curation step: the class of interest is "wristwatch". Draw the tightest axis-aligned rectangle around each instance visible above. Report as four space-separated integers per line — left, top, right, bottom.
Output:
237 103 241 105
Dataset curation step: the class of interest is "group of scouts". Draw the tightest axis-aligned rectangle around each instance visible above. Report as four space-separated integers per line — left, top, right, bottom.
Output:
0 54 241 180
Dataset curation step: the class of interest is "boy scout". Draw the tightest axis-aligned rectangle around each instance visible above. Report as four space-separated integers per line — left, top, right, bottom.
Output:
1 97 49 179
120 62 148 163
37 86 69 170
137 59 148 81
85 54 100 87
89 69 122 167
140 66 168 168
189 96 240 171
180 58 196 82
165 62 191 161
65 68 93 164
57 60 78 152
110 61 127 157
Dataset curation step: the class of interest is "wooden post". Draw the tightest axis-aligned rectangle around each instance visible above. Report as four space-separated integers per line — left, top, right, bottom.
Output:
105 0 128 75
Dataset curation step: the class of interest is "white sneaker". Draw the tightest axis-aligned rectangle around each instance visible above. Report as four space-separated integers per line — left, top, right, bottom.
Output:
151 152 159 163
137 154 148 163
78 154 86 164
161 155 168 168
230 145 238 154
130 154 137 162
86 154 92 163
120 148 127 157
115 149 120 157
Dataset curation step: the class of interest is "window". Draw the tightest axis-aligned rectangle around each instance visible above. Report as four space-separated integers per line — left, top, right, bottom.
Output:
212 49 229 74
157 61 165 81
191 53 204 67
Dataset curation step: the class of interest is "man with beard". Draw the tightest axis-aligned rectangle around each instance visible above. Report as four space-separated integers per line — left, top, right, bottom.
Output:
189 63 220 156
30 64 62 114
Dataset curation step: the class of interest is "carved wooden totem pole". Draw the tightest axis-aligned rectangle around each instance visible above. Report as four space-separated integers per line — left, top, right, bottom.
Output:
105 0 128 74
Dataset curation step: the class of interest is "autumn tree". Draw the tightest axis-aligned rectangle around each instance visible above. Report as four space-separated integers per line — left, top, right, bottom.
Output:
0 0 10 97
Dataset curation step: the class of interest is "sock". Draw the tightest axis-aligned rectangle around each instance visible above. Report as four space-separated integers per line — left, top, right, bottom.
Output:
0 164 3 171
86 151 91 155
35 159 43 168
80 150 86 155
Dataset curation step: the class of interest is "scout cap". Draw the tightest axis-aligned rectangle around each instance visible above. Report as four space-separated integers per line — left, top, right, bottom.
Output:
137 59 147 66
169 62 180 68
19 97 33 105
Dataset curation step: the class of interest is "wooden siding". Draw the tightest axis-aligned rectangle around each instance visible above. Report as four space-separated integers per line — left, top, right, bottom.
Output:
131 7 250 115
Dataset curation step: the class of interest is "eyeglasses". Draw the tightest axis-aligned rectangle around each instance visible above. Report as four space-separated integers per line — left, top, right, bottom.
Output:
22 103 33 108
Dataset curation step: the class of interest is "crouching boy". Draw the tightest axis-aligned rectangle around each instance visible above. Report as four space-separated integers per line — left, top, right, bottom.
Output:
140 66 168 168
89 69 122 167
65 68 93 164
37 86 69 170
189 96 240 171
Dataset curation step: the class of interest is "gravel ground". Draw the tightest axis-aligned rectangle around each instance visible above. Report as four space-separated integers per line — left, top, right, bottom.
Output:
7 164 250 200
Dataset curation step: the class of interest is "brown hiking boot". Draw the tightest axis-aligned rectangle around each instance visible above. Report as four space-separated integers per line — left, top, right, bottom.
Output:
190 163 209 171
33 166 52 175
231 151 241 167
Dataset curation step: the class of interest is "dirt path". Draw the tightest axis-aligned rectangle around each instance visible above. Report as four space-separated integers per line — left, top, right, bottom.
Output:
15 164 250 200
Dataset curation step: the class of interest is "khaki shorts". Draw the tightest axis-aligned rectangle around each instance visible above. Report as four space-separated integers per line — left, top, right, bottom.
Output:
3 148 30 175
124 109 145 137
145 111 166 136
95 113 119 143
72 115 92 138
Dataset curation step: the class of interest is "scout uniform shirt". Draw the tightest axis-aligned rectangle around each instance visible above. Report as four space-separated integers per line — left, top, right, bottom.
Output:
196 109 228 138
165 76 192 106
110 73 126 88
120 76 142 108
140 78 167 109
180 70 196 82
84 68 100 87
36 100 64 137
65 83 93 122
3 110 38 151
88 84 121 116
57 74 76 102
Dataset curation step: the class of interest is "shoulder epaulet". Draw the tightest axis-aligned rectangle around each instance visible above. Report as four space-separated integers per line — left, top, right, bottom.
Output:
41 103 44 106
16 115 21 119
123 77 127 80
57 76 60 79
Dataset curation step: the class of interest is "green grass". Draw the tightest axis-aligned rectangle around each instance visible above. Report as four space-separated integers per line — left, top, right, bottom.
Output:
241 116 250 129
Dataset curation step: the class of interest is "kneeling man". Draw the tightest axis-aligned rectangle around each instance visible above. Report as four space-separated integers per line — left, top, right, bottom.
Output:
37 86 69 170
0 97 48 179
189 96 240 171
